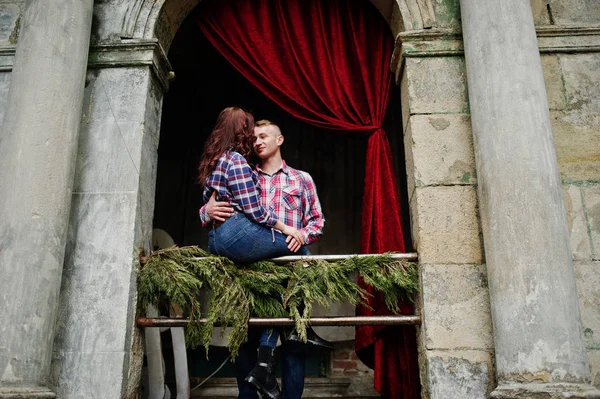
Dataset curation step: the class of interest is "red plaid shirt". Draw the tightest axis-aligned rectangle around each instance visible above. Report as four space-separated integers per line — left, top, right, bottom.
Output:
256 161 324 245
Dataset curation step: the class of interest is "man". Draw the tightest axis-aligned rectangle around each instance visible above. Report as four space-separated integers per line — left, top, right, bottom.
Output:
200 119 329 399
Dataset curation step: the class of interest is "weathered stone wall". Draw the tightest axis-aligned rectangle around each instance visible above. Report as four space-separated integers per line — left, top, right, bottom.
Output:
531 0 600 390
393 2 496 398
398 0 600 397
398 45 495 399
0 0 598 397
547 0 600 25
0 1 20 115
532 0 600 25
0 72 11 122
330 341 380 397
545 50 600 388
46 65 162 398
0 0 21 46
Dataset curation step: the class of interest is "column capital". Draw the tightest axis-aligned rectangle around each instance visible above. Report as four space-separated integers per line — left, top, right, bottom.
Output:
391 28 463 82
88 40 173 92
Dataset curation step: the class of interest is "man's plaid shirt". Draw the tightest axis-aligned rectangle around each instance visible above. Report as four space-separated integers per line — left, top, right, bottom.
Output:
201 150 277 228
255 161 324 244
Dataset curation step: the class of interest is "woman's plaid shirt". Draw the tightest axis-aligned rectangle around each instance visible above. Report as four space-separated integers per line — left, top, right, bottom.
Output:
201 150 277 228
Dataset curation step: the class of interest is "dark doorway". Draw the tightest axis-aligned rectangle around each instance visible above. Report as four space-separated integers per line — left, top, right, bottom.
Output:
153 13 411 256
151 3 412 388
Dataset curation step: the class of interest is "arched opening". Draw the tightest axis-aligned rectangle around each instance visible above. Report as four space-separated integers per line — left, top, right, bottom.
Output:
150 0 413 395
147 0 433 53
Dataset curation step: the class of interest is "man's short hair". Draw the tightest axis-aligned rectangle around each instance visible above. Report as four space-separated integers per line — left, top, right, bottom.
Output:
256 119 275 127
255 119 282 135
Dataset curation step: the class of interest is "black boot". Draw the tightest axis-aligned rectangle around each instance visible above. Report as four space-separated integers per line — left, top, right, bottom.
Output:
286 326 334 349
245 346 282 399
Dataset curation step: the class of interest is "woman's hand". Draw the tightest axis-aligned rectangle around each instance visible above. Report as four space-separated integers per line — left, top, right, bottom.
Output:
280 225 305 253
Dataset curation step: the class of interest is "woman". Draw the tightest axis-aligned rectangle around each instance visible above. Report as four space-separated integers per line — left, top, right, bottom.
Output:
198 107 304 399
198 107 308 263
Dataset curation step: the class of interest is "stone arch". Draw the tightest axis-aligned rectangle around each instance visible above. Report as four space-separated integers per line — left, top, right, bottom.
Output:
121 0 436 52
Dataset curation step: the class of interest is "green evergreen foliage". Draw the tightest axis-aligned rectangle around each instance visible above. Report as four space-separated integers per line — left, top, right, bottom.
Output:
138 246 418 357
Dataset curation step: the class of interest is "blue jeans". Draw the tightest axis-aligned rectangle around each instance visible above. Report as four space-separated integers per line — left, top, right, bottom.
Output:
236 327 306 399
208 213 309 263
208 213 309 350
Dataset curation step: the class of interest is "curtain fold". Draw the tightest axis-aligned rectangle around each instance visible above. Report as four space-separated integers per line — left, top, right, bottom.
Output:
196 1 419 397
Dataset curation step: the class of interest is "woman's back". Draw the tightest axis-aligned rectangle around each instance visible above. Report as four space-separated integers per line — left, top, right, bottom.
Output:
203 150 276 228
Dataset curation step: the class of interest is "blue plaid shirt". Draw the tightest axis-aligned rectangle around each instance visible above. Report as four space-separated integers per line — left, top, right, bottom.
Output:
202 150 277 227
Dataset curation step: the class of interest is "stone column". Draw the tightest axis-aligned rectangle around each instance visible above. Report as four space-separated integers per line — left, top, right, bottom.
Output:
459 1 600 397
0 1 94 397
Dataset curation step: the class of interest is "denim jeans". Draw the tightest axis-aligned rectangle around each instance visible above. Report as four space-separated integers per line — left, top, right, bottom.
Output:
236 327 306 399
209 213 309 350
209 214 309 397
208 213 309 263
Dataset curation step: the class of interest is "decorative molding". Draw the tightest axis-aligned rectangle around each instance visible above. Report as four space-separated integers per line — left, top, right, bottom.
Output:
121 0 146 38
390 28 462 79
396 0 436 32
88 39 173 91
120 0 437 48
536 25 600 54
391 25 600 79
0 39 173 91
121 0 165 39
0 46 15 72
535 25 600 37
415 0 435 29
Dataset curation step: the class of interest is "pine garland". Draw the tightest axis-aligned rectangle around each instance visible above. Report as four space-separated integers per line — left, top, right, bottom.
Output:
138 246 418 357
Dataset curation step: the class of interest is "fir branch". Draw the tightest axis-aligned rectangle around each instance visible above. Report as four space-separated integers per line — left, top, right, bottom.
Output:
137 247 418 356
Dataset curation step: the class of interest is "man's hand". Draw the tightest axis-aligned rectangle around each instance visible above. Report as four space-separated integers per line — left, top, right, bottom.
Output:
281 225 305 252
206 191 234 222
285 235 303 252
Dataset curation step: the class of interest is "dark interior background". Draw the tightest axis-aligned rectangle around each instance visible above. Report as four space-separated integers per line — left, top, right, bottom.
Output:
151 2 413 381
152 12 412 256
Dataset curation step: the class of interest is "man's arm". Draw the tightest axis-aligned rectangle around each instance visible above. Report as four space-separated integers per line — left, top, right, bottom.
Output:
299 173 325 244
199 192 234 225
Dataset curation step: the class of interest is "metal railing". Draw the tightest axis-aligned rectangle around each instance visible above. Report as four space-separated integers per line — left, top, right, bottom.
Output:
139 252 419 398
138 315 420 327
137 253 420 329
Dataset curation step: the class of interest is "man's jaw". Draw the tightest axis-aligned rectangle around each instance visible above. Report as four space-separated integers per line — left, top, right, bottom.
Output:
255 147 275 162
255 146 267 158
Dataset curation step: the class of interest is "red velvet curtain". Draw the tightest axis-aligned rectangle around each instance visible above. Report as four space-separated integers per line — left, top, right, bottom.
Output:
196 1 419 397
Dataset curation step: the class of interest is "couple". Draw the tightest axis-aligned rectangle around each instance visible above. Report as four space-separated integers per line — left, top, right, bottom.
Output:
198 107 330 399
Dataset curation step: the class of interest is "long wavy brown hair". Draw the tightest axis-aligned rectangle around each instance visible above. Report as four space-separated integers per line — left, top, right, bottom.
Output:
197 107 255 186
